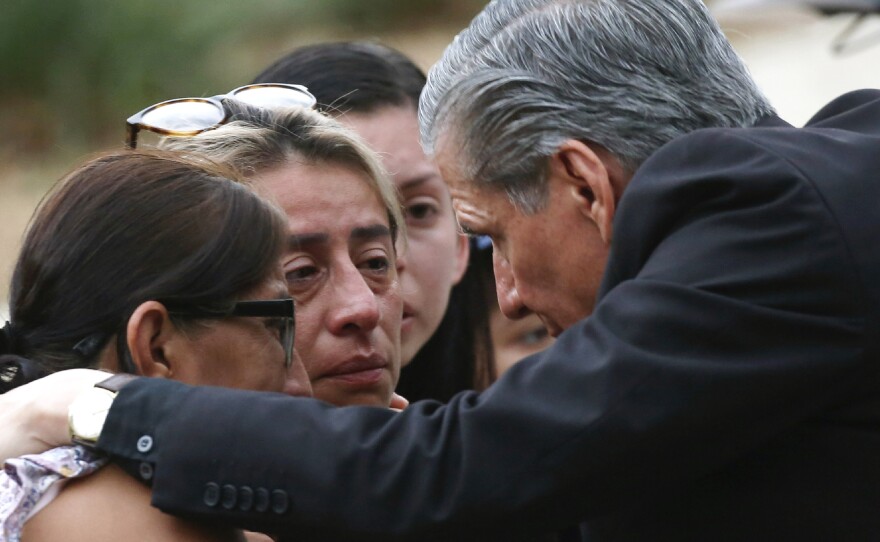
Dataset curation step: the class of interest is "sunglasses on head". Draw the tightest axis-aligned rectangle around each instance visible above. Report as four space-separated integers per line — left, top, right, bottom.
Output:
125 83 317 149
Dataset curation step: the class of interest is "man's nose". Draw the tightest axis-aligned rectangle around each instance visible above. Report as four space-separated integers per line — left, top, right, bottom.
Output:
327 264 381 334
493 249 529 320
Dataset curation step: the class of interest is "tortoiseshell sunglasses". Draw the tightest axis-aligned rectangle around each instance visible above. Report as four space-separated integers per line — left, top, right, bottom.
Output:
125 83 317 149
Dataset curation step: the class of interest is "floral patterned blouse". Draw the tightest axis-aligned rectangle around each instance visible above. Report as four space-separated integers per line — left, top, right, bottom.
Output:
0 445 105 542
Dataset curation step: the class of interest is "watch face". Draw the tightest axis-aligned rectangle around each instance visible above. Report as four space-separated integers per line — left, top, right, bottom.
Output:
69 387 116 442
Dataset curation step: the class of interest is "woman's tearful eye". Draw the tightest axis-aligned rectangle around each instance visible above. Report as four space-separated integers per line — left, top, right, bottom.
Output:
361 256 390 273
284 260 318 285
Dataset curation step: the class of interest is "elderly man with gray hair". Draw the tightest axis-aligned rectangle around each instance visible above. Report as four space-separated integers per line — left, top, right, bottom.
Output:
4 0 880 540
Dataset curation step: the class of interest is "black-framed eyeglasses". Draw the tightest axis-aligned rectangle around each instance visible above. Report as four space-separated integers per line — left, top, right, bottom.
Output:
125 83 317 149
167 298 296 368
75 298 296 372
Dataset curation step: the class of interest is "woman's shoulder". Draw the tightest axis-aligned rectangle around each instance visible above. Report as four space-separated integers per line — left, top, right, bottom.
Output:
22 463 243 542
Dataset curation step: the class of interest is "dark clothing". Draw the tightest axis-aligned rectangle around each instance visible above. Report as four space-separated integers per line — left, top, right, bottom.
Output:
98 91 880 541
396 272 493 402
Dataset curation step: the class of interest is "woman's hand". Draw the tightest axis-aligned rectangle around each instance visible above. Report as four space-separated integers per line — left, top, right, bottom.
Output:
0 368 110 461
389 392 409 412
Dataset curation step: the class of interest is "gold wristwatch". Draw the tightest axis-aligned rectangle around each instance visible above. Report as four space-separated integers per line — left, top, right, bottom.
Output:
68 373 138 448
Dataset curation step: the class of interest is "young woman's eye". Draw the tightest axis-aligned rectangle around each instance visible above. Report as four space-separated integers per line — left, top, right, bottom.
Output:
517 326 550 347
405 200 439 224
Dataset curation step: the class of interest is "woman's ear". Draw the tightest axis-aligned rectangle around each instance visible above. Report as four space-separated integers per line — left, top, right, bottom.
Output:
125 301 175 379
451 232 471 285
549 139 618 245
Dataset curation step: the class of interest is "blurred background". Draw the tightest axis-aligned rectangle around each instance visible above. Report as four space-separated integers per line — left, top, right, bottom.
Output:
2 0 880 314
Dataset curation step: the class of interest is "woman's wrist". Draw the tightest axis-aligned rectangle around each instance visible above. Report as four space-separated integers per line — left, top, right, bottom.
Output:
0 383 44 460
0 369 111 460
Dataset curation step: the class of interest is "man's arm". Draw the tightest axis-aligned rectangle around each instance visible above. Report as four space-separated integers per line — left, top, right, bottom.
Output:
95 131 875 540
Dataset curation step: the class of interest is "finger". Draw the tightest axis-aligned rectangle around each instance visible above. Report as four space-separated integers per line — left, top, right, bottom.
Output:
389 392 409 411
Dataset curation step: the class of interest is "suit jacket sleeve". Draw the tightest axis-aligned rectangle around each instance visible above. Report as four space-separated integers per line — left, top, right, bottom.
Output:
97 129 871 540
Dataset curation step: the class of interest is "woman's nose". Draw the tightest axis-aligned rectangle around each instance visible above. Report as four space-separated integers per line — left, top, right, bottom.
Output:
327 265 381 334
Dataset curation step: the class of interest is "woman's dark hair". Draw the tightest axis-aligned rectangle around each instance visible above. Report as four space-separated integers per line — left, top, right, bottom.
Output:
252 41 495 400
398 243 496 400
0 151 286 393
252 41 425 115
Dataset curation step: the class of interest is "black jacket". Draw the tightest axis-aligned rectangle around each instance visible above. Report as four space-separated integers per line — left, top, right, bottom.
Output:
98 90 880 541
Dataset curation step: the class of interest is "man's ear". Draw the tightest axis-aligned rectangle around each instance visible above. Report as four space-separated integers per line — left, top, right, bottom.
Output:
125 301 175 379
549 139 617 245
450 231 470 285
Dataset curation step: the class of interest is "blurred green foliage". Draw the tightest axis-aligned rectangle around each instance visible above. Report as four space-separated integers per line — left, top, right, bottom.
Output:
0 0 484 158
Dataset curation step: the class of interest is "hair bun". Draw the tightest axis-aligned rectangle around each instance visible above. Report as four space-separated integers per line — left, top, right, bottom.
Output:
0 355 48 394
0 321 18 355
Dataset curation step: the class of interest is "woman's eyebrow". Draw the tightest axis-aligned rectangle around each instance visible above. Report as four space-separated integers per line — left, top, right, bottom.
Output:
287 232 329 251
350 224 392 242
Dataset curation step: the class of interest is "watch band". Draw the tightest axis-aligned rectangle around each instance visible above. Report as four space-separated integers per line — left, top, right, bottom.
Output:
96 372 140 393
69 373 141 449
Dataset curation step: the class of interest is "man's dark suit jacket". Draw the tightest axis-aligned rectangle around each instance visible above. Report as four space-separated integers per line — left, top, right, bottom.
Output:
98 90 880 541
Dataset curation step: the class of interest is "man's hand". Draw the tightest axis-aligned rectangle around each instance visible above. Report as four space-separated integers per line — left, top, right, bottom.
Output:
0 368 110 461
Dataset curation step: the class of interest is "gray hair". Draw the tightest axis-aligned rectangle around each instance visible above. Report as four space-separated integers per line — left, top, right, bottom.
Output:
161 101 405 244
419 0 775 213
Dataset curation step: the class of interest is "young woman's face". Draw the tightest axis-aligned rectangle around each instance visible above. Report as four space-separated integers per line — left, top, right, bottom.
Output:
489 308 555 377
257 160 402 407
169 269 310 396
341 106 469 366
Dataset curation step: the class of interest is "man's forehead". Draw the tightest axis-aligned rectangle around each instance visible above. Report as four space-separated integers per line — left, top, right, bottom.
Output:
449 181 515 234
431 130 517 229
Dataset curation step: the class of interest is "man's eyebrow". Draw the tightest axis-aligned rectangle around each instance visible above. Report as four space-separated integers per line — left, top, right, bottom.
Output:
287 233 329 250
350 224 392 242
457 223 478 237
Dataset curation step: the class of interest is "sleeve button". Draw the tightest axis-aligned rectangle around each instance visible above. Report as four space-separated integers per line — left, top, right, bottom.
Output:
203 482 221 507
138 462 153 481
221 484 237 510
271 489 289 515
254 487 270 512
136 435 153 453
238 486 254 511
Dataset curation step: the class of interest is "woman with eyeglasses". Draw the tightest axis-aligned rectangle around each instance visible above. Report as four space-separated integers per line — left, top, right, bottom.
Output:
0 151 308 541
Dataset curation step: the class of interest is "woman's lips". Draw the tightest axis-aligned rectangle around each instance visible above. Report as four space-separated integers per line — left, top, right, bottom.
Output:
322 355 388 386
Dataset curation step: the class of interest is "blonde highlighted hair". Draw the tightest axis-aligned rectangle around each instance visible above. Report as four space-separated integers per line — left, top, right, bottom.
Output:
161 100 405 244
